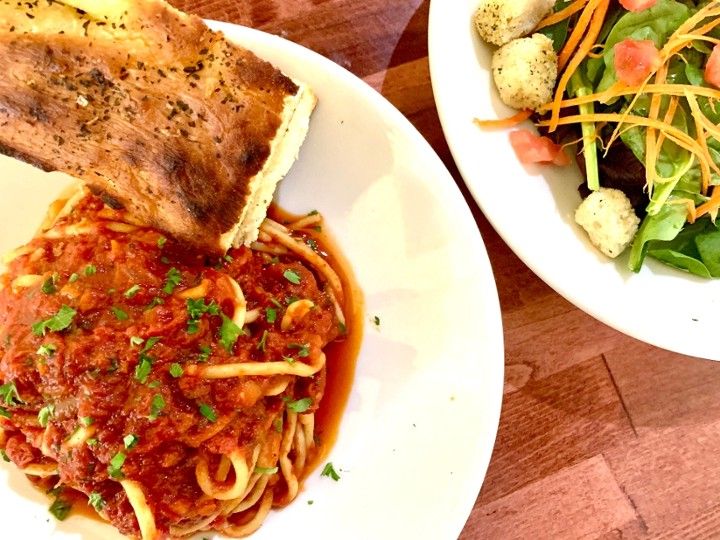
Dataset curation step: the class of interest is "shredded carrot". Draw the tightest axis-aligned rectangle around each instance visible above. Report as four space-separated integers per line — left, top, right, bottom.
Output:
535 0 589 32
473 109 533 130
695 185 720 221
556 0 606 73
527 0 720 220
549 0 610 132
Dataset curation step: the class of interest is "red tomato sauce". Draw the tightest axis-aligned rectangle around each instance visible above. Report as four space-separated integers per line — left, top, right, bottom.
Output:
0 193 361 537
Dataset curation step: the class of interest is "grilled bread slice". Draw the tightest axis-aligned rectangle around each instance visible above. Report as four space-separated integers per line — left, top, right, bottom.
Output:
0 0 316 255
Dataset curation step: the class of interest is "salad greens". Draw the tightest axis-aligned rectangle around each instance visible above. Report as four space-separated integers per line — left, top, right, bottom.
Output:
542 0 720 277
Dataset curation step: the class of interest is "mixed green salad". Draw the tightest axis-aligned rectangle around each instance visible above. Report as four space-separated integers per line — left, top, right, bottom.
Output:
539 0 720 277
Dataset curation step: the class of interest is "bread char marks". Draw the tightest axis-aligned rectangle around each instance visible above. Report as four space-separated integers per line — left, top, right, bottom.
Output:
0 1 303 253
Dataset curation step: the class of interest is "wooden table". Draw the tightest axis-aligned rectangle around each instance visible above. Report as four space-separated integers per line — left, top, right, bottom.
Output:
172 1 720 538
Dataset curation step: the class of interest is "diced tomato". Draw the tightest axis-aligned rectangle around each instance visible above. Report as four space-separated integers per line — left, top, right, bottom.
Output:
705 44 720 88
614 38 662 86
508 129 570 167
619 0 658 11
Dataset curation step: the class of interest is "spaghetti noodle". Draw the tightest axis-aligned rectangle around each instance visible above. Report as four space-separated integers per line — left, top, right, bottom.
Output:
0 187 356 538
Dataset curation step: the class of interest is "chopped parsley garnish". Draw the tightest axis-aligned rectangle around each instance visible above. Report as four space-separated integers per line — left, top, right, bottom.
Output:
41 276 58 294
265 308 277 324
320 462 340 481
285 295 299 305
124 284 141 298
145 297 164 310
224 254 234 263
0 407 11 419
198 345 212 362
283 269 301 284
270 298 283 309
107 451 126 478
88 492 105 513
32 305 77 336
147 381 161 389
273 417 283 434
169 363 184 378
0 381 21 406
49 495 73 521
135 355 154 384
141 337 161 353
157 236 167 249
283 356 296 364
254 466 278 474
148 394 165 420
80 417 94 426
86 438 98 447
257 330 268 352
110 306 128 321
37 344 57 357
198 403 217 422
160 256 171 265
218 314 243 353
130 336 144 346
123 434 139 450
0 449 9 462
84 265 97 276
38 404 55 427
162 267 182 294
288 343 311 358
373 316 380 326
286 397 312 413
186 298 220 334
306 238 319 252
68 273 79 283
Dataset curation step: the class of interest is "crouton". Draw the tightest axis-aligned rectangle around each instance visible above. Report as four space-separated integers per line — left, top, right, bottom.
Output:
491 34 558 111
474 0 555 46
575 188 641 258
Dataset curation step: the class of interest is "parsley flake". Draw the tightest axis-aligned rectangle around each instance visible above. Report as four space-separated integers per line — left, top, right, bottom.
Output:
198 403 217 422
283 269 301 284
169 363 184 378
49 496 73 521
135 355 154 383
38 404 55 427
124 284 141 298
123 434 139 450
257 330 268 352
320 462 340 481
140 337 161 353
288 343 311 358
68 273 79 283
265 307 277 324
0 381 21 406
111 306 128 321
88 492 105 513
41 276 58 295
84 265 97 276
286 397 312 413
148 394 165 420
218 314 243 353
37 344 57 357
32 305 77 336
107 451 126 478
162 268 182 294
157 236 167 249
254 466 278 474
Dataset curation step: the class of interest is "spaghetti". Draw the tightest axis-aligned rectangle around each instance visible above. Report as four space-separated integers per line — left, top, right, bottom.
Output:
0 187 356 538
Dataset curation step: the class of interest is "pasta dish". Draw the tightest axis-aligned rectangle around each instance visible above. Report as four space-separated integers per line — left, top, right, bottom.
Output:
0 188 359 538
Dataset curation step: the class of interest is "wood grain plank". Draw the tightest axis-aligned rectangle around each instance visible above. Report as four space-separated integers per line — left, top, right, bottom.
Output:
605 340 720 429
461 455 639 540
604 420 720 535
477 356 635 503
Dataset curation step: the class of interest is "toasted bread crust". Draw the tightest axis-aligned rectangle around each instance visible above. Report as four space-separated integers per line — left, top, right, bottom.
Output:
0 0 314 255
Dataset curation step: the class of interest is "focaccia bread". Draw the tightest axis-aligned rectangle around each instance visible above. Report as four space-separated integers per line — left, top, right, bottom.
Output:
0 0 316 256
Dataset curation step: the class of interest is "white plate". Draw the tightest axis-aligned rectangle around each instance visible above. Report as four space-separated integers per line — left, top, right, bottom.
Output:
0 21 504 540
429 0 720 360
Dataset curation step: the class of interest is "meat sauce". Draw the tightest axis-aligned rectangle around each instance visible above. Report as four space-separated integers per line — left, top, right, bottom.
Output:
0 193 361 536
